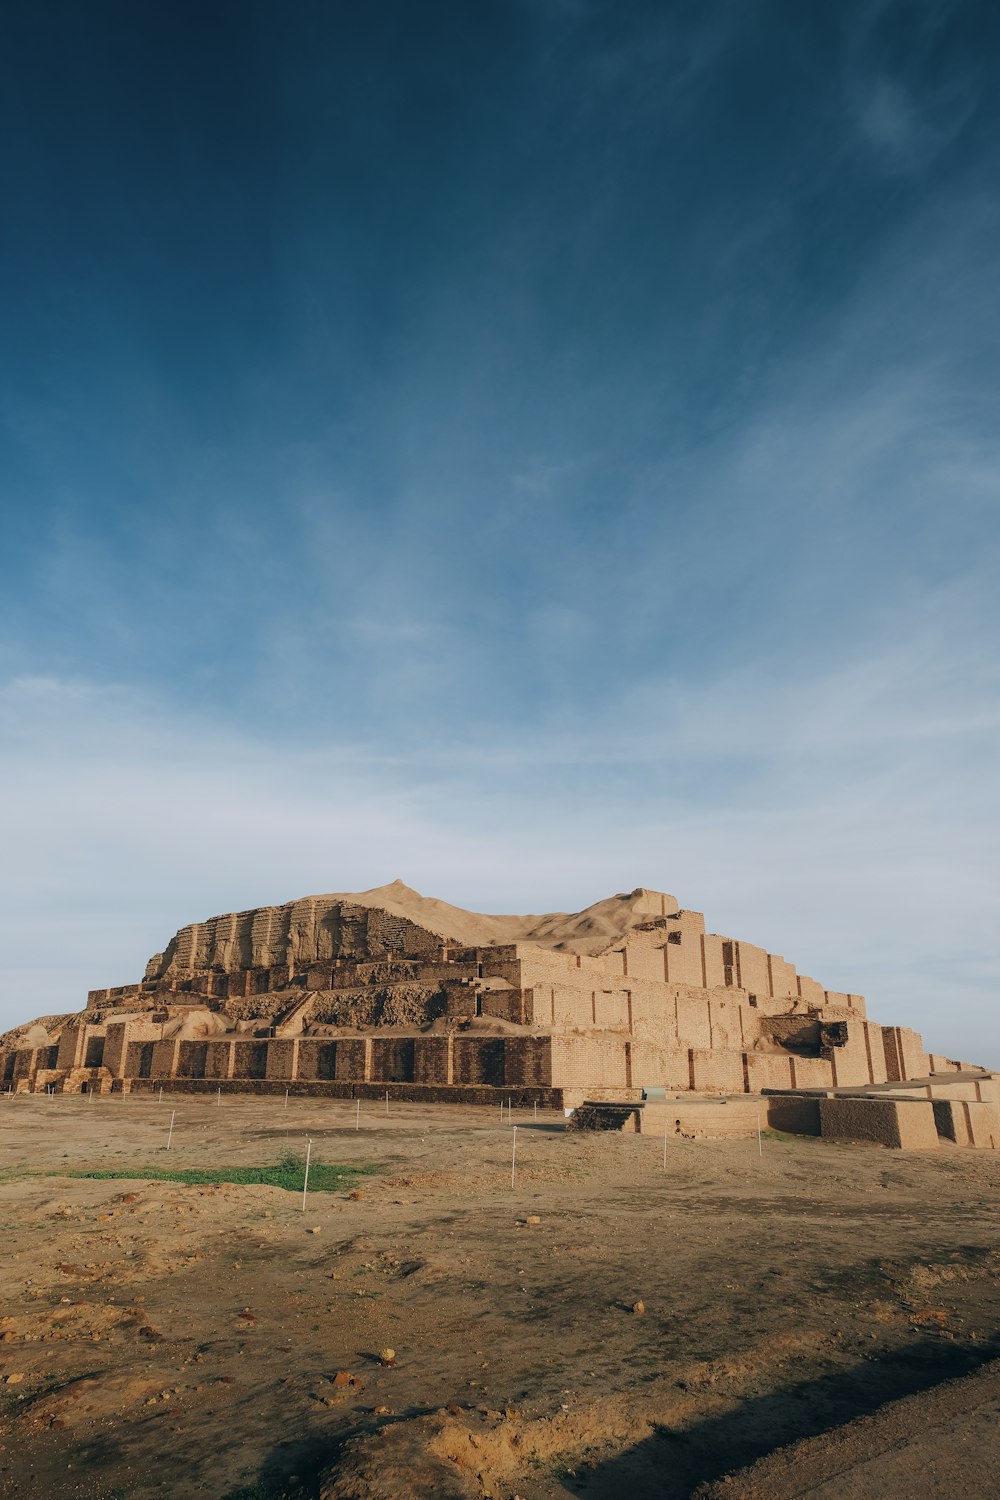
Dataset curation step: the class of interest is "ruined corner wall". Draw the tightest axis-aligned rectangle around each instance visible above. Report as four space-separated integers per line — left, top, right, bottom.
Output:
147 898 446 982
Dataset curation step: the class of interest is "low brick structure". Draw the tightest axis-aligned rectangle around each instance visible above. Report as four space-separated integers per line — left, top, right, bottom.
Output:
819 1097 941 1150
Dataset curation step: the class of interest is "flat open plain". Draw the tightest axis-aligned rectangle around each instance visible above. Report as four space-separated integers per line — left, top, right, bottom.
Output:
0 1094 998 1499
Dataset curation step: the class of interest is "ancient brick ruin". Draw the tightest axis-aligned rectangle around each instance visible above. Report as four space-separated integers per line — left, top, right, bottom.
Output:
2 882 995 1147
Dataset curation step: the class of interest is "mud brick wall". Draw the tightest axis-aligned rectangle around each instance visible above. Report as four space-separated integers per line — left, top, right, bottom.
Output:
625 979 672 1040
767 954 798 999
534 985 577 1027
205 1041 235 1079
708 999 745 1050
621 945 667 983
760 1016 820 1048
453 1037 505 1086
352 907 442 961
824 1021 872 1087
56 1026 86 1070
334 1038 369 1083
151 895 448 981
933 1100 998 1149
514 949 591 989
151 1040 180 1078
603 988 633 1029
663 931 703 986
90 983 144 1007
553 986 589 1027
882 1028 904 1081
735 943 770 998
297 1040 339 1081
232 1041 268 1079
652 1047 693 1090
675 994 711 1050
103 1023 132 1077
820 1097 939 1150
83 1034 105 1067
823 991 854 1013
882 1026 929 1083
745 1052 795 1091
699 935 725 989
797 975 825 1006
413 1037 452 1085
640 1098 760 1139
864 1023 889 1084
127 1044 156 1080
476 945 524 985
265 1039 298 1079
927 1078 985 1103
480 989 529 1024
443 984 477 1020
371 1037 415 1083
737 1002 765 1048
177 1041 209 1079
409 961 477 986
689 1048 745 1093
11 1049 38 1082
550 1035 629 1091
766 1096 821 1134
504 1036 553 1087
789 1055 835 1090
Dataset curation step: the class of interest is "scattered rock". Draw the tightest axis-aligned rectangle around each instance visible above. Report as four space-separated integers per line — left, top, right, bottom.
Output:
4 1373 24 1385
378 1348 396 1367
348 1190 365 1201
631 1300 645 1315
526 1215 541 1225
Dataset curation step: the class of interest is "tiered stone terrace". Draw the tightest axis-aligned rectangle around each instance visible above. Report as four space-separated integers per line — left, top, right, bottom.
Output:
2 884 992 1146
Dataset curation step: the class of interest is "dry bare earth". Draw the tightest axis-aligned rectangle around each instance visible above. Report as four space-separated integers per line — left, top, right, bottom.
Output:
0 1095 998 1499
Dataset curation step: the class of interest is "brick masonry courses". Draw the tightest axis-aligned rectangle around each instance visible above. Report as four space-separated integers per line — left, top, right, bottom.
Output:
2 886 993 1147
819 1097 941 1150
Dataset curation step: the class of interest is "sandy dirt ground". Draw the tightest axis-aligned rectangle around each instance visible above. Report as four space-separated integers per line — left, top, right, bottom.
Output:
0 1093 998 1499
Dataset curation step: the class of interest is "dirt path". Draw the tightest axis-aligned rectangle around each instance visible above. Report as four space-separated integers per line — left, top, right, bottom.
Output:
0 1094 997 1498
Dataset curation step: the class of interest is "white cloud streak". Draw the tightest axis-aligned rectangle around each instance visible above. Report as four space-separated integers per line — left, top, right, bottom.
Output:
1 588 997 1067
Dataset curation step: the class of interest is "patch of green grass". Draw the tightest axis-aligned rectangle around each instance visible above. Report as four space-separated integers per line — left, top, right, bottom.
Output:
0 1165 33 1185
53 1153 378 1195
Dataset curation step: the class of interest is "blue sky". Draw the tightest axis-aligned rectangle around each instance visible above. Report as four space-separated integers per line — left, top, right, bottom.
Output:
1 0 998 1064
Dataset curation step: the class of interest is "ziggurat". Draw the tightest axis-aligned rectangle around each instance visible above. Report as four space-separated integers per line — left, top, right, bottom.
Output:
2 882 995 1147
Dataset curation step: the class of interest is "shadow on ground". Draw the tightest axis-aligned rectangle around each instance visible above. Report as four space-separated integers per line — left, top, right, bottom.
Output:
223 1335 1000 1500
562 1336 1000 1500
